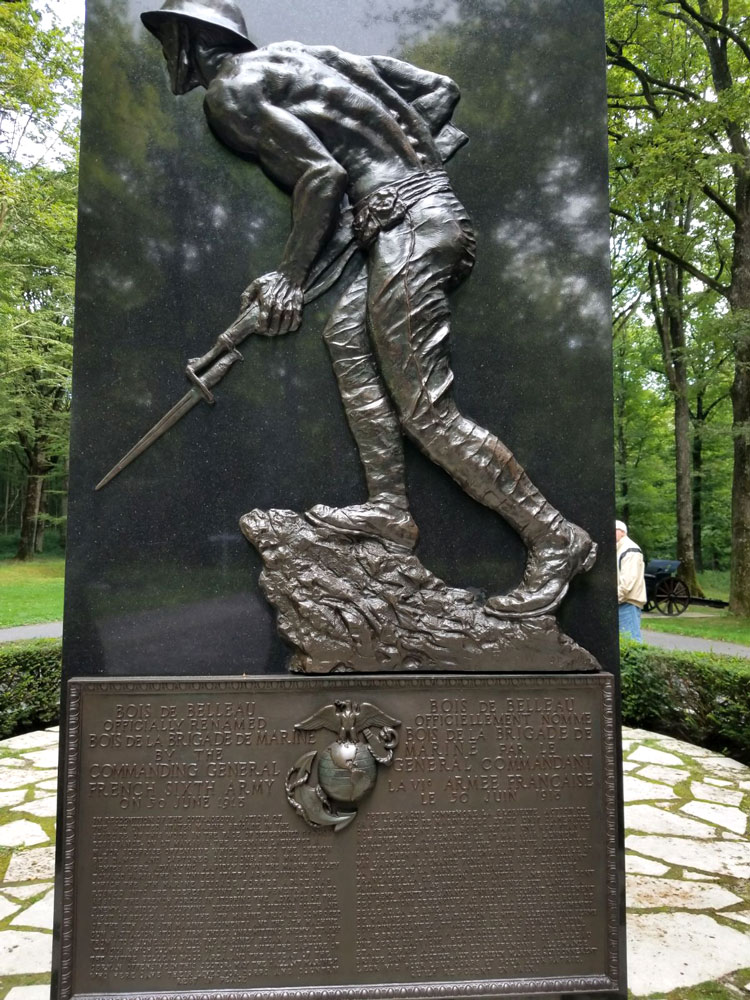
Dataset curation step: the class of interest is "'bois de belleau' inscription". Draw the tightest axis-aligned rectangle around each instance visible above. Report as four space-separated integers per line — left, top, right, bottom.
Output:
89 691 595 809
61 675 618 1000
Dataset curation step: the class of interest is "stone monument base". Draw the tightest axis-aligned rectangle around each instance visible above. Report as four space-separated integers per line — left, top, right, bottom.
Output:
240 509 599 674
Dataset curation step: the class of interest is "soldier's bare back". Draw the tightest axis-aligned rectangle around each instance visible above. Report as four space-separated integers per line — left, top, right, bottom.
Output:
204 42 443 199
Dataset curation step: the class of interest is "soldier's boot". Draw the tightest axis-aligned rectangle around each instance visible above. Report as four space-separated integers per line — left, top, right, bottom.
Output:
306 492 418 550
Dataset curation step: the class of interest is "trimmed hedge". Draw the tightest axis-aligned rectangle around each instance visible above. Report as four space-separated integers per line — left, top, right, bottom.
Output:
1 635 747 764
0 639 62 740
620 638 750 764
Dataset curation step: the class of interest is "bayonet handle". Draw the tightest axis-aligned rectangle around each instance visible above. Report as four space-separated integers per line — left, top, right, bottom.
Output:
203 348 244 389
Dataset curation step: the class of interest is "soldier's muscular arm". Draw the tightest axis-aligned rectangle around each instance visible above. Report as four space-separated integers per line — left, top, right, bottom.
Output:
369 55 460 132
206 87 346 335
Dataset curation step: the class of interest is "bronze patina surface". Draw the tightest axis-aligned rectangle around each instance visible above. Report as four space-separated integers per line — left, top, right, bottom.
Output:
60 674 621 1000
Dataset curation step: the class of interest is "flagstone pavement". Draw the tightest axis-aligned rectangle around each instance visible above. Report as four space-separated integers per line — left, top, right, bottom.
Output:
0 727 748 1000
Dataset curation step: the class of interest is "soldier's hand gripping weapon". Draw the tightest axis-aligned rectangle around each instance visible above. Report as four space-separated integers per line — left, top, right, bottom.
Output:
95 220 358 491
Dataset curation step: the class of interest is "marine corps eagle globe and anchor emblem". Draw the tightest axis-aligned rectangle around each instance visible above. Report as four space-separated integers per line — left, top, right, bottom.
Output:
285 700 401 831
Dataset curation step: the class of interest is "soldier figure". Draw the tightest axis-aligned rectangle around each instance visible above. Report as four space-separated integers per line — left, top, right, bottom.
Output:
140 0 597 616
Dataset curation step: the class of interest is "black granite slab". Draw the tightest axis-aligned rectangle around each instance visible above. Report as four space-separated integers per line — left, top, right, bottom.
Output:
57 4 625 1000
64 0 616 679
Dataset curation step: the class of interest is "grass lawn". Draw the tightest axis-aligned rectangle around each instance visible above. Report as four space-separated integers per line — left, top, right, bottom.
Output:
697 569 730 602
643 612 750 646
0 557 65 627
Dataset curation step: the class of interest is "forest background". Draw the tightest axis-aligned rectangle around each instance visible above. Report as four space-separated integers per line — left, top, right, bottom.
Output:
1 0 749 613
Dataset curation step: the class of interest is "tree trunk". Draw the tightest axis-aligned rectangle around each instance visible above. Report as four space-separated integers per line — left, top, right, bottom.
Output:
674 379 702 595
649 257 703 596
3 473 9 537
729 207 750 615
692 395 703 571
16 471 43 560
34 482 46 554
15 448 51 561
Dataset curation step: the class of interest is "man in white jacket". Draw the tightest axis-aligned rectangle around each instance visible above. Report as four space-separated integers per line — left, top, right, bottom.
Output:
616 520 646 641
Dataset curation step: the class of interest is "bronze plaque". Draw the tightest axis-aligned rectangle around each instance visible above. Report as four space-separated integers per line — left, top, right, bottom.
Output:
60 675 620 1000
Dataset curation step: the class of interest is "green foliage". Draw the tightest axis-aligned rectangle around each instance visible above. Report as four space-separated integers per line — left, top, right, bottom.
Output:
606 0 750 610
620 638 750 764
613 319 676 559
0 0 81 159
0 638 61 739
607 0 741 573
0 0 82 558
698 570 730 602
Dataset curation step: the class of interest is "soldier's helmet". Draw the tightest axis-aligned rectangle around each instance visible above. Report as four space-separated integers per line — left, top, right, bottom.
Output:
141 0 252 48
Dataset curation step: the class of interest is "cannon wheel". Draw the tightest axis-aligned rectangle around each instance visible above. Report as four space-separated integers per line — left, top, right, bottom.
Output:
653 577 690 616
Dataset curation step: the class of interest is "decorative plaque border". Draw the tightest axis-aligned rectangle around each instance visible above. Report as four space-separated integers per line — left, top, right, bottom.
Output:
60 673 622 1000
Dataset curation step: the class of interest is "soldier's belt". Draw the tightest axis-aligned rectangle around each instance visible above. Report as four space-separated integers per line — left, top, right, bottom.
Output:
352 168 453 247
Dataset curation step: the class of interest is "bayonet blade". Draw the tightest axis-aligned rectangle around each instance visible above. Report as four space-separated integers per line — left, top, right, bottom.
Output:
96 231 361 492
95 386 203 491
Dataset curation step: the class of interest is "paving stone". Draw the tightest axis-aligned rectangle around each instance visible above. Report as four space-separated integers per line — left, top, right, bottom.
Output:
705 777 734 788
628 745 685 766
623 728 653 740
681 744 717 757
0 820 48 848
626 854 670 876
701 756 750 775
36 780 57 792
0 757 35 768
723 832 744 841
5 986 51 1000
0 767 55 791
626 835 750 879
691 780 744 806
0 732 58 752
11 888 54 930
682 870 718 881
626 875 742 911
20 749 58 770
624 804 715 839
654 737 704 754
0 895 21 920
636 764 690 785
623 775 678 802
739 780 750 792
4 846 56 882
627 912 750 996
621 761 638 772
0 789 28 808
682 799 748 835
2 883 53 901
12 795 57 818
0 930 53 974
728 910 750 927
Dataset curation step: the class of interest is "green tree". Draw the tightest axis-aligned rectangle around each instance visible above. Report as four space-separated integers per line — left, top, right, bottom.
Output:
613 315 677 558
606 0 750 614
0 0 82 558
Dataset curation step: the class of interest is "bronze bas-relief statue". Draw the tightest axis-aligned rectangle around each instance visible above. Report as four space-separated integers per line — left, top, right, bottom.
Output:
134 0 597 646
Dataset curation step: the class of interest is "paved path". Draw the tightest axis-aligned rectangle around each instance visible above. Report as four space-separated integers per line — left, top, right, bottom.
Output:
0 727 749 998
0 623 62 644
642 627 750 659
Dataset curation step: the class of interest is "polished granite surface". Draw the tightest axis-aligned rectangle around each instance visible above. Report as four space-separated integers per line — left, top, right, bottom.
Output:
65 0 615 679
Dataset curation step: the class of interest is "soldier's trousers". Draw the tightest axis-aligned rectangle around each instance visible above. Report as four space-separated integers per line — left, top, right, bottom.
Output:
323 183 559 543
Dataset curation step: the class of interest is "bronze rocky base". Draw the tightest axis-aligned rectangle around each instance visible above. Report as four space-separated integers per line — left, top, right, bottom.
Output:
240 508 600 674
